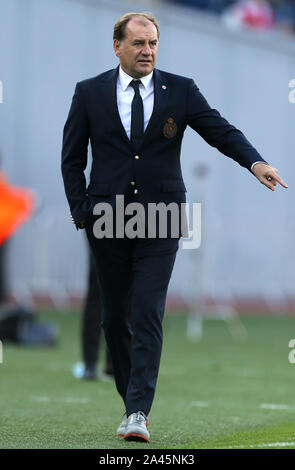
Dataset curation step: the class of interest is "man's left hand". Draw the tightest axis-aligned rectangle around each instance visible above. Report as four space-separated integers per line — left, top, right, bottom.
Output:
70 212 85 230
252 163 288 191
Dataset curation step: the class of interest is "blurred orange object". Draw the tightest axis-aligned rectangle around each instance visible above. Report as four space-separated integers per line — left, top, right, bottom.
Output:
0 171 35 246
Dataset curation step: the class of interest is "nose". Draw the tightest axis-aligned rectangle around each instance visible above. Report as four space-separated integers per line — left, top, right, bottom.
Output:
142 44 152 56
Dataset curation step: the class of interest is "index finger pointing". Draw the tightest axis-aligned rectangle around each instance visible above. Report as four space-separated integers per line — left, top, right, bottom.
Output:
273 174 288 188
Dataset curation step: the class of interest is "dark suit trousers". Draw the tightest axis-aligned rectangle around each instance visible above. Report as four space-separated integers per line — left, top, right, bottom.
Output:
85 195 179 416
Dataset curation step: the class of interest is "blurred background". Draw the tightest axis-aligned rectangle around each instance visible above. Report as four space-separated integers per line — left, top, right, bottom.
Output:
1 0 295 450
1 0 294 312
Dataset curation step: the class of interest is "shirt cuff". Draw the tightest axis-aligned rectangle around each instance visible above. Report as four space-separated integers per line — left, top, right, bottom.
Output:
251 161 269 171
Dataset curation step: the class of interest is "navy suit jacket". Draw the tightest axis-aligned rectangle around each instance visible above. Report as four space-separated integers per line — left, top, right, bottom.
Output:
61 65 267 226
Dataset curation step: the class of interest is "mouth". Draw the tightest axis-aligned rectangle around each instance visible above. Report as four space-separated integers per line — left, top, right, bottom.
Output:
137 60 152 64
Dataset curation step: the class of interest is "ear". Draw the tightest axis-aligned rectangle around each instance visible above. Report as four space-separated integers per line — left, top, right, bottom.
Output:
113 39 121 58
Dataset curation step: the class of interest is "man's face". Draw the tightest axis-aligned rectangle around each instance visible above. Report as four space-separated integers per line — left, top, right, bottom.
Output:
114 18 159 78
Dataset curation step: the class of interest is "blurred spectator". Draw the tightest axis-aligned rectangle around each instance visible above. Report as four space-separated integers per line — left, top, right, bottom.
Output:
0 170 34 246
171 0 295 33
173 0 214 10
0 168 35 303
0 168 57 347
222 0 275 30
0 303 58 346
270 0 295 33
0 245 5 303
72 245 114 381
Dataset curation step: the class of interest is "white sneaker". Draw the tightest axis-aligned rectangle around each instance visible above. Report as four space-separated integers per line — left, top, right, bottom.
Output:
124 411 150 442
116 412 128 437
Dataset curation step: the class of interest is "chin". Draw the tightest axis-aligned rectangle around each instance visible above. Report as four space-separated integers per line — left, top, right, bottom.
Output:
136 64 153 76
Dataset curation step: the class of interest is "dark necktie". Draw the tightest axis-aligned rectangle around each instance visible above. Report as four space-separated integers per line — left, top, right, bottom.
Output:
129 79 144 148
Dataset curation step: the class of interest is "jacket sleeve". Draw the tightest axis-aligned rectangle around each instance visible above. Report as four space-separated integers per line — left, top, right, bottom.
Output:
61 82 90 224
186 79 267 172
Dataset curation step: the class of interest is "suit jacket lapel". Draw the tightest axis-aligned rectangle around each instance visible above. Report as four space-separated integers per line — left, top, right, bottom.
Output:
140 68 169 147
100 66 135 150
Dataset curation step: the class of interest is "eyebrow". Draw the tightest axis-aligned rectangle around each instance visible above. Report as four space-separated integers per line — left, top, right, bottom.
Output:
132 39 158 43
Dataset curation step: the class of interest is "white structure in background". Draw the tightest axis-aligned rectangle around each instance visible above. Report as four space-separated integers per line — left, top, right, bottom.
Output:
186 164 248 341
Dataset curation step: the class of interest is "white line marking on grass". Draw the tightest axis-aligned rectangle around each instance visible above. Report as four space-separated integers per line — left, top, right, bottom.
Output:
32 396 50 402
227 416 240 422
190 401 210 407
31 396 89 404
254 442 295 448
234 368 263 377
228 442 295 449
260 403 292 410
63 397 89 404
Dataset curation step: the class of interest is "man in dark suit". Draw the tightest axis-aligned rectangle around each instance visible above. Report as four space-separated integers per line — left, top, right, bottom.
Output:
61 12 287 442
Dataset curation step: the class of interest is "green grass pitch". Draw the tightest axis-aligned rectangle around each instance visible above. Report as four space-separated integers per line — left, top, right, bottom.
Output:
1 311 295 449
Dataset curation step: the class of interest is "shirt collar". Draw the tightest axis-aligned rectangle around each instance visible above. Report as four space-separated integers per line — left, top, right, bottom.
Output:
118 65 154 91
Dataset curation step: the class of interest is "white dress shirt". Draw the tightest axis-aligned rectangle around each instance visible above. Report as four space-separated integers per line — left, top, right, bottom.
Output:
117 66 154 139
